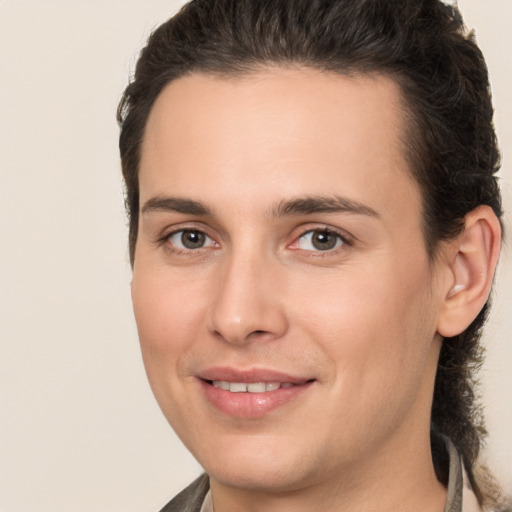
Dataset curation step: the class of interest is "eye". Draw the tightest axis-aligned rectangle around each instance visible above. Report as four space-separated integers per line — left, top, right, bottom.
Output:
296 229 346 251
167 229 216 250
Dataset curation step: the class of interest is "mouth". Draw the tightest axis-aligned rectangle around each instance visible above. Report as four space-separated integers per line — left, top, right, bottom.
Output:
208 380 306 393
198 369 315 418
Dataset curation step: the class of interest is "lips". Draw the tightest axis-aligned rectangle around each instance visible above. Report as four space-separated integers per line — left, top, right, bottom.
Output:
198 367 314 418
212 381 297 392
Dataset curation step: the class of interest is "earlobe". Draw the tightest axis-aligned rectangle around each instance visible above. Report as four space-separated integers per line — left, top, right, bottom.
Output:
437 205 501 338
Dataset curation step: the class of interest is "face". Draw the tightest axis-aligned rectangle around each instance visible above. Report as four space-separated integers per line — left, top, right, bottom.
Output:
132 69 446 493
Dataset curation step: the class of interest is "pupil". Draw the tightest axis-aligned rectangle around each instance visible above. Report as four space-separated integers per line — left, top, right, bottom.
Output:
312 231 336 250
181 230 205 249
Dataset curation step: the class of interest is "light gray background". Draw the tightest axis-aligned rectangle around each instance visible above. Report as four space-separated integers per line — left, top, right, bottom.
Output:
0 1 510 511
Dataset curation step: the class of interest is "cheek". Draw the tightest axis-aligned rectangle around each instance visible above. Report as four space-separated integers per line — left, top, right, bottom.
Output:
294 260 437 387
289 263 438 449
131 269 208 373
130 269 212 438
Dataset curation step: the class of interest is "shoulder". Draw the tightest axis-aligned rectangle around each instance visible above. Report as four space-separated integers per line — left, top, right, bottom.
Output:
159 474 210 512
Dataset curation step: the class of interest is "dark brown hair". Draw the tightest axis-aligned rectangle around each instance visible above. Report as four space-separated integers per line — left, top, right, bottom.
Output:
118 0 505 506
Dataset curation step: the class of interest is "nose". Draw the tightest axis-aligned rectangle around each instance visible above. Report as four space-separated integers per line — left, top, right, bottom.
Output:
206 248 289 345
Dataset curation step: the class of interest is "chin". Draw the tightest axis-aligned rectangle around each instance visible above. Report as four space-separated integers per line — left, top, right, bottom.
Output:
193 435 320 493
207 461 310 493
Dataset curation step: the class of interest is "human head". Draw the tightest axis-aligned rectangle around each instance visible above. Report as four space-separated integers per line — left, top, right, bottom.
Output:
118 0 502 501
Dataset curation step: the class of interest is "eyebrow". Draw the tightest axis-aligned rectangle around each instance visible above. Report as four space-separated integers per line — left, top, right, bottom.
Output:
141 196 211 216
271 195 379 218
141 194 379 219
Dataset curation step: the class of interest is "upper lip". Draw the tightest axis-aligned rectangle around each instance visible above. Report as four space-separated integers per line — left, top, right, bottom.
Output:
197 367 313 384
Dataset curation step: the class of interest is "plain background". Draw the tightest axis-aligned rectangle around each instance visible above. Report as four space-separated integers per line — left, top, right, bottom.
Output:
0 1 510 511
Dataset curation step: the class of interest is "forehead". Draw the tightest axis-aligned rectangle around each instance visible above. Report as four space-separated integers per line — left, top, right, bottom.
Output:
139 68 421 222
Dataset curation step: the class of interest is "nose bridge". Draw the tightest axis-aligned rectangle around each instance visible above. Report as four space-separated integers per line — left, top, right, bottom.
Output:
207 241 288 345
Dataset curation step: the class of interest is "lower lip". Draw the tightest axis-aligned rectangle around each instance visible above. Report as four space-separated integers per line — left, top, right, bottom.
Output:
200 380 313 418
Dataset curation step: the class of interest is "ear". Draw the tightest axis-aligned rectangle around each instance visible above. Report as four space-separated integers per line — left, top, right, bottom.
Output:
437 205 502 338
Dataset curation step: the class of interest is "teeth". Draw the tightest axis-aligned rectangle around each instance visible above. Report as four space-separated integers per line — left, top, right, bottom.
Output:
212 381 295 393
229 382 247 393
247 382 266 393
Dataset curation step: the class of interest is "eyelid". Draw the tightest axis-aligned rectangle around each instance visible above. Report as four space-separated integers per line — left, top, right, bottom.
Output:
288 225 354 252
158 223 220 252
156 222 354 254
169 229 216 249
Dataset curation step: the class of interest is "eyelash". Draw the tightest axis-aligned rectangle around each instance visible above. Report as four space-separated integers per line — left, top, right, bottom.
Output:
159 225 353 256
160 227 218 255
291 227 352 254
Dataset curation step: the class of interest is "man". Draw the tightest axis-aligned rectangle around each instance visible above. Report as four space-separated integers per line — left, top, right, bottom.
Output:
118 0 509 510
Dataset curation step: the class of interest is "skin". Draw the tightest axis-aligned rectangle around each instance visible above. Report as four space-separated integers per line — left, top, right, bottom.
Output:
132 68 460 512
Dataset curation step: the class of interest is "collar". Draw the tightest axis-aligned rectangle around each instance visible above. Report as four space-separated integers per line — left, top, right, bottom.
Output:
444 438 481 512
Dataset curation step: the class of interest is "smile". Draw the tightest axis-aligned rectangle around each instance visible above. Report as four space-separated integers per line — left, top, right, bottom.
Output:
200 374 314 418
211 381 298 393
